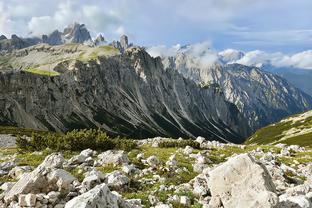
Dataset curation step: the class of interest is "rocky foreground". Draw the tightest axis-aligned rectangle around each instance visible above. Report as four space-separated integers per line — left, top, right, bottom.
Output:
0 137 311 208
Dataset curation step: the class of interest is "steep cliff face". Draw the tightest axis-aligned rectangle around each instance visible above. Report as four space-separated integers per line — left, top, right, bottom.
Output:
163 53 312 131
0 46 250 143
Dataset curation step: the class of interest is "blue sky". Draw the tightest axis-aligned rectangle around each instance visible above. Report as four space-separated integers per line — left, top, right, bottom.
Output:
0 0 312 53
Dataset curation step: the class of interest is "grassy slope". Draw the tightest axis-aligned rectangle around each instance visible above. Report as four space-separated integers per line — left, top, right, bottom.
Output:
24 68 60 76
0 126 51 137
0 44 120 75
246 111 312 147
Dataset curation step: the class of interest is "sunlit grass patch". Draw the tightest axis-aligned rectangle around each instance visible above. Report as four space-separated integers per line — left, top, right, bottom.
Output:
24 68 60 76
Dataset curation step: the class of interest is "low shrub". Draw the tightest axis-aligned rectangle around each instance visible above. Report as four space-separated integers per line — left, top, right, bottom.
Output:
158 139 200 149
16 129 138 152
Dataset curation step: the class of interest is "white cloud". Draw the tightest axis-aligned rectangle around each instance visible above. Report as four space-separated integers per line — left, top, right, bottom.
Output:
28 16 56 36
149 43 312 70
284 51 312 69
147 44 182 57
218 49 244 63
0 0 124 38
147 41 219 67
115 26 126 36
227 50 312 70
0 2 11 36
28 1 122 36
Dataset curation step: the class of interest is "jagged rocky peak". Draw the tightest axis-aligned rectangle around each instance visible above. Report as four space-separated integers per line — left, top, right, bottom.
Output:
120 35 129 50
41 23 92 46
11 34 19 39
94 34 106 46
112 34 132 53
43 30 63 45
63 23 92 43
0 35 7 40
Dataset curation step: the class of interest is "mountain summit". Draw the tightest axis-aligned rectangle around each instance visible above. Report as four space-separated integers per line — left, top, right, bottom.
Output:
0 23 93 52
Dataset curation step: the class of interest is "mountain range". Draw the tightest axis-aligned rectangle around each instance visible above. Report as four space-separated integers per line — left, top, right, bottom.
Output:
0 24 312 143
217 49 312 97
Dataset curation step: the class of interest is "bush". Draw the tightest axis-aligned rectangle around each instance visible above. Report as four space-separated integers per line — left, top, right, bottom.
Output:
17 129 138 152
158 139 200 149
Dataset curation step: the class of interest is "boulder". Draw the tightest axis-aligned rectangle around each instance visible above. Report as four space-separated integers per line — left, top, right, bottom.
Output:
98 150 129 166
68 154 87 165
166 154 178 167
80 149 95 157
196 136 206 144
193 163 209 174
106 171 130 191
122 164 138 175
81 170 105 191
4 153 69 203
64 184 119 208
279 195 312 208
47 169 77 191
183 146 193 155
8 166 32 180
18 193 36 207
208 153 279 208
40 153 64 169
146 156 160 168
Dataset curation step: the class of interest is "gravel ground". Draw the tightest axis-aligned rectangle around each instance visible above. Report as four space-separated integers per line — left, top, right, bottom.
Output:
0 134 16 148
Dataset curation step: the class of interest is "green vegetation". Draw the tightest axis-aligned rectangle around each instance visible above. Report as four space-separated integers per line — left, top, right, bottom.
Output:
65 167 85 182
24 68 60 76
1 128 311 208
122 145 201 207
77 45 119 61
97 164 120 174
16 129 137 152
0 126 50 137
158 139 200 149
246 111 312 147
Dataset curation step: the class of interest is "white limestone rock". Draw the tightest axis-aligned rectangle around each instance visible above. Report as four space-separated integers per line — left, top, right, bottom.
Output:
98 150 129 166
64 184 119 208
208 153 279 208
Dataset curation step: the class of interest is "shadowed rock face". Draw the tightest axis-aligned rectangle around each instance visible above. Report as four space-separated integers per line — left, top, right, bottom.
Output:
0 35 41 52
163 54 312 131
63 23 92 44
0 47 250 143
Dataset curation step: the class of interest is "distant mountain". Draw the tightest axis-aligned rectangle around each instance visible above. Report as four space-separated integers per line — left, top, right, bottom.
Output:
217 49 312 97
262 66 312 97
162 51 312 132
246 110 312 146
0 34 41 52
0 23 92 52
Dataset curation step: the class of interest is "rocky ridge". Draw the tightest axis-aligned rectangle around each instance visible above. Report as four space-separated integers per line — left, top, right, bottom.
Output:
0 136 311 207
162 53 312 131
0 45 249 142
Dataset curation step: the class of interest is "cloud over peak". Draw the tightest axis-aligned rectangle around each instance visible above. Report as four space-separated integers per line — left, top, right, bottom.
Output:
148 42 312 70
